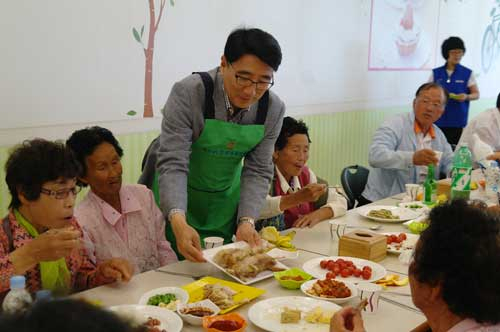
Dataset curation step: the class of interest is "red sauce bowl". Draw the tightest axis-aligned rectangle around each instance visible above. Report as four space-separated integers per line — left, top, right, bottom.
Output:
202 313 247 332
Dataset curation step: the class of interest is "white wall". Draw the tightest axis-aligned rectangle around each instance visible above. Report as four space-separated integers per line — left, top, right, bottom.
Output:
1 0 499 144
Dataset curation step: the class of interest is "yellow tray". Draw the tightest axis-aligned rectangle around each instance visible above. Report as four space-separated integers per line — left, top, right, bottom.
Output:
181 276 265 314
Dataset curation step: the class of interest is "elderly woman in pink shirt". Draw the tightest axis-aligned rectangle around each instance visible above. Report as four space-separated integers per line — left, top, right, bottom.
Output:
67 127 177 274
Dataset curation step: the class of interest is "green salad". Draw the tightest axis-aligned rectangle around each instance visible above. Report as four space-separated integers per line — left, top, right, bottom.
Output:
147 293 177 306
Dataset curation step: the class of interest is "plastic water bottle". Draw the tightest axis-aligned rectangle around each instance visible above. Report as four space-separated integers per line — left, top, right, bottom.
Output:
2 276 32 314
451 144 473 200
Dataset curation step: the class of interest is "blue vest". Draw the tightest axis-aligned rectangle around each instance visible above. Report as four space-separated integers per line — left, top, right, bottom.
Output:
433 63 471 128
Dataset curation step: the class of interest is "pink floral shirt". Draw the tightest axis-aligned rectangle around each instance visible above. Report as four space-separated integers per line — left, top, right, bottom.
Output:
448 319 500 332
0 211 101 294
75 184 177 274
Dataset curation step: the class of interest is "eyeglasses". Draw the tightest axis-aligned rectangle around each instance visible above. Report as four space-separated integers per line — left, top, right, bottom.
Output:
419 98 444 110
229 63 274 91
41 186 82 199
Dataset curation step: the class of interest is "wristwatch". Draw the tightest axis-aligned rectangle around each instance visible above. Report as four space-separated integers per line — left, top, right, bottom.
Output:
238 217 255 228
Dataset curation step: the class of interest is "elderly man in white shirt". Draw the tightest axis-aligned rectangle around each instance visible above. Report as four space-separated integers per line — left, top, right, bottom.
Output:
457 92 500 161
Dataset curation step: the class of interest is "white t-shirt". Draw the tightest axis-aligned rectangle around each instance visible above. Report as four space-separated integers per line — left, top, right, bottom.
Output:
458 108 500 153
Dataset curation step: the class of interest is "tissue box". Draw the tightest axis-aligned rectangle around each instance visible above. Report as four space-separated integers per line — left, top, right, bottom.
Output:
338 231 386 262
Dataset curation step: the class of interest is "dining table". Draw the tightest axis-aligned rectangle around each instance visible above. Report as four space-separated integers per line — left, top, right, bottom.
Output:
74 193 428 332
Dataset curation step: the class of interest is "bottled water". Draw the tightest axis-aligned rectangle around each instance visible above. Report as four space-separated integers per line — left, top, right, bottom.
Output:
2 276 32 314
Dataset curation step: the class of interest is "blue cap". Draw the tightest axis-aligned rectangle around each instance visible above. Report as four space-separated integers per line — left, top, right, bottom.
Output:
10 276 26 289
35 290 52 301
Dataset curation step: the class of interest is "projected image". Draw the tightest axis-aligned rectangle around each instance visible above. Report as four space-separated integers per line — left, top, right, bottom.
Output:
369 0 439 70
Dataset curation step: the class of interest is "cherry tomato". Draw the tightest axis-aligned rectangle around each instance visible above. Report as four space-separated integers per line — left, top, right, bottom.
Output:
362 266 372 272
362 269 372 280
340 268 350 278
327 261 336 271
320 260 328 269
353 269 362 277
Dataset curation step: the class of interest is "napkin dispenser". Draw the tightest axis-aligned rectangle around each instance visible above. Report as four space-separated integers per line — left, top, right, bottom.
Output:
338 231 386 262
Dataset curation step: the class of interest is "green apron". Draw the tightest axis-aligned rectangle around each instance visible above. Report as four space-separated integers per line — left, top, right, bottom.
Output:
166 119 264 257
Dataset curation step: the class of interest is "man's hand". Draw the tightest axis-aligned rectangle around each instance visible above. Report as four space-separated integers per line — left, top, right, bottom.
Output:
413 149 438 166
96 258 133 283
330 306 366 332
486 152 500 160
295 183 327 203
236 222 261 247
171 214 205 262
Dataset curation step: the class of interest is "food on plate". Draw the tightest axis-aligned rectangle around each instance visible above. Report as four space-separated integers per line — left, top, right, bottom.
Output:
306 279 352 298
260 226 296 250
213 247 284 281
280 275 305 281
112 309 166 332
367 209 399 220
376 274 409 287
408 220 429 234
304 306 335 324
280 307 301 324
319 258 372 280
179 306 214 317
147 293 179 310
405 203 423 209
386 233 407 245
203 284 237 310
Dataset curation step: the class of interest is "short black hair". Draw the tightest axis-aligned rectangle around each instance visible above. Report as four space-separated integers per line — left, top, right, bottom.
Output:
415 82 449 104
5 139 79 209
441 36 466 60
275 116 311 151
0 299 146 332
410 200 500 324
496 91 500 109
224 27 282 71
66 126 123 186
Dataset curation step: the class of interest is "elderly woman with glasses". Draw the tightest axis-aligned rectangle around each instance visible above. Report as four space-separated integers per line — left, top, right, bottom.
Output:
330 200 500 332
67 126 177 274
0 139 133 295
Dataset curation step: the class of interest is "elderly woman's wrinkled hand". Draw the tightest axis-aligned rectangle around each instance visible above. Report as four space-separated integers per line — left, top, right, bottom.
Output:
29 226 81 262
96 258 134 283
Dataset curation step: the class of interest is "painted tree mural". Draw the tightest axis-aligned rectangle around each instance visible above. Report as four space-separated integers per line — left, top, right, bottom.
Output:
132 0 174 117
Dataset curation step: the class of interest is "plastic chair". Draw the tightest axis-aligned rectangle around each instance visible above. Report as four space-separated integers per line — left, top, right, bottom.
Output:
340 165 370 209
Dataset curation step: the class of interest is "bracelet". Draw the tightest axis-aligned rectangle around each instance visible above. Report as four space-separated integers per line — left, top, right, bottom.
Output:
238 217 255 228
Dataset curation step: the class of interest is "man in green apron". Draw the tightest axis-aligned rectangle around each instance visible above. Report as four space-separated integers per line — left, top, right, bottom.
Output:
157 28 285 261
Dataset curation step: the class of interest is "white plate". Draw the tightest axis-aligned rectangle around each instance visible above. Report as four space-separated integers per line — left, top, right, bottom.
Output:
302 256 386 283
138 287 189 310
383 232 419 254
109 304 183 332
248 296 341 332
300 279 357 304
203 241 288 285
357 205 422 223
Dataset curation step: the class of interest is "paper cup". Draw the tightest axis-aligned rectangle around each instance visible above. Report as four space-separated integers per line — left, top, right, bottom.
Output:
203 236 224 249
357 282 382 314
433 150 443 165
405 184 420 201
330 220 347 240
